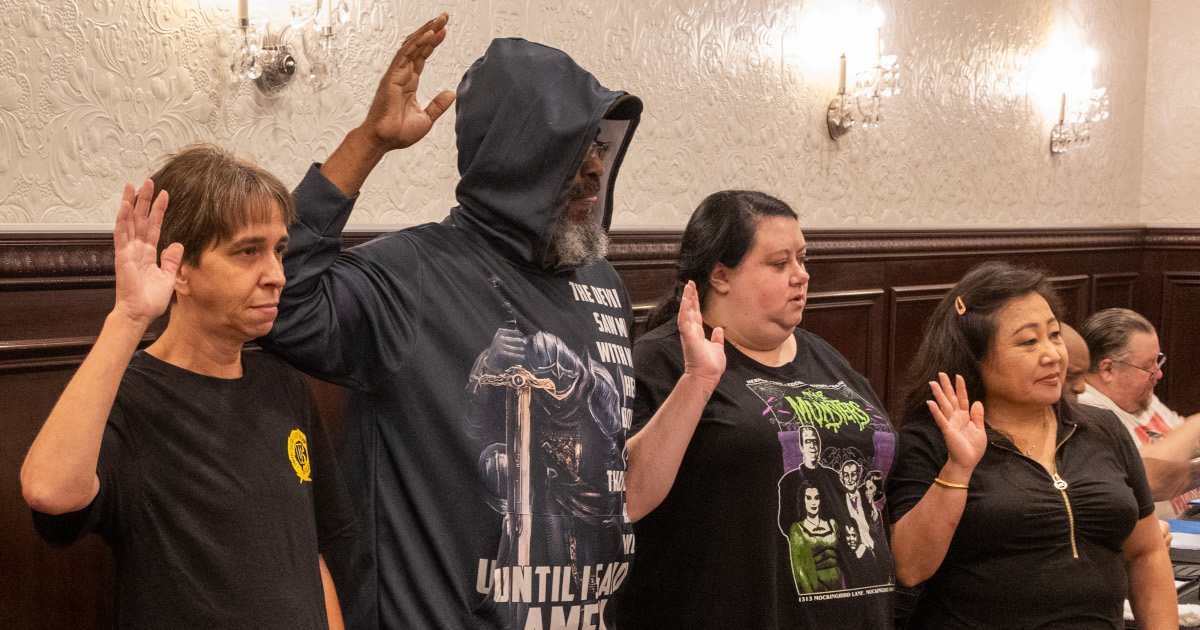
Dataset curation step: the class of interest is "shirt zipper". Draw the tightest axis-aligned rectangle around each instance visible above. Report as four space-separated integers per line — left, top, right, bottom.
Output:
1051 424 1078 559
992 422 1079 559
1052 472 1078 558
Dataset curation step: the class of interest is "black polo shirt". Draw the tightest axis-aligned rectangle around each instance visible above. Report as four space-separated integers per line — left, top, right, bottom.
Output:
888 402 1153 629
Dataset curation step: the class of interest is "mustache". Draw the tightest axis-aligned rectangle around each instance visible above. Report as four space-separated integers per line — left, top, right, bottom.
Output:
570 177 601 200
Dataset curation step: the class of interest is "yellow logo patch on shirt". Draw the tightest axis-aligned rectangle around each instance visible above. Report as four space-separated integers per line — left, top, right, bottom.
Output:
288 429 312 483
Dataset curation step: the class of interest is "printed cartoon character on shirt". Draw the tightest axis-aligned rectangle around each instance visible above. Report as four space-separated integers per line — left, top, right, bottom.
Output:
750 378 896 598
468 320 629 627
788 478 843 593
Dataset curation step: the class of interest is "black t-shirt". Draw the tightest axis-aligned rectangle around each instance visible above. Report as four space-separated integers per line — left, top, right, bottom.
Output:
615 322 896 630
33 350 357 630
886 402 1154 629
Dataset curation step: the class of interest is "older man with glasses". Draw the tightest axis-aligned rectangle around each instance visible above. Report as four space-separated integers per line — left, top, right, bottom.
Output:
1078 308 1200 518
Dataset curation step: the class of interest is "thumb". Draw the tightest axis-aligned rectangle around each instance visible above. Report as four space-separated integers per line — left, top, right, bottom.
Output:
709 326 724 346
425 90 456 124
969 400 985 427
159 243 184 278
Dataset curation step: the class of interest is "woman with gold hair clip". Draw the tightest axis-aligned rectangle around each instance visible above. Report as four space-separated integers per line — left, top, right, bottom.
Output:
887 261 1176 628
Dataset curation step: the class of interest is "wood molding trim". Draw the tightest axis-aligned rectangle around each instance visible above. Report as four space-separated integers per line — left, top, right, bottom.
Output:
0 227 1154 282
0 334 159 374
1143 227 1200 250
801 227 1144 260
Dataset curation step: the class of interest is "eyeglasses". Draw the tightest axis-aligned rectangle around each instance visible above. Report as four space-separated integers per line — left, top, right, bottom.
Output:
585 140 612 163
1112 352 1167 375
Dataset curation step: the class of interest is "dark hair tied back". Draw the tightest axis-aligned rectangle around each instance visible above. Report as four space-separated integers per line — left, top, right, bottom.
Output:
645 190 797 331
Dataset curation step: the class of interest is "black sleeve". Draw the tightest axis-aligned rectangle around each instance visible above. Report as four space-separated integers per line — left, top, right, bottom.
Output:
32 407 138 547
1085 406 1156 519
886 416 950 524
1123 433 1155 520
629 328 685 436
302 384 358 553
259 165 425 392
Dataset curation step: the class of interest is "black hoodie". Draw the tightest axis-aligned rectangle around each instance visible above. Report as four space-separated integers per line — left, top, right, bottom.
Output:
262 39 640 630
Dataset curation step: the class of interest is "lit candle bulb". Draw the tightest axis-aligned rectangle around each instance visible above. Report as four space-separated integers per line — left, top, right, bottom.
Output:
838 54 846 93
321 0 332 27
872 6 885 59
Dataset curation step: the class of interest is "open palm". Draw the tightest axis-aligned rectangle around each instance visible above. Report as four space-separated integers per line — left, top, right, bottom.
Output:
678 281 726 391
927 373 987 470
361 13 457 150
111 180 183 327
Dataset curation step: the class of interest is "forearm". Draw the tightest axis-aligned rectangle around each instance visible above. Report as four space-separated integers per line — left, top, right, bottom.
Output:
1141 415 1200 461
319 554 344 630
21 311 147 514
1141 457 1197 501
262 165 368 384
1125 519 1178 629
890 462 973 586
624 373 715 522
319 127 391 197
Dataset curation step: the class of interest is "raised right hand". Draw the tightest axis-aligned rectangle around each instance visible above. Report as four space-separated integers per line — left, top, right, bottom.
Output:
111 180 183 327
927 372 987 473
359 13 457 152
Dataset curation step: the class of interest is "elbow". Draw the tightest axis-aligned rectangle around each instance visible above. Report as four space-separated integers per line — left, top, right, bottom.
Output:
20 468 93 516
21 481 65 515
624 493 649 523
894 564 927 588
623 482 659 523
890 529 933 587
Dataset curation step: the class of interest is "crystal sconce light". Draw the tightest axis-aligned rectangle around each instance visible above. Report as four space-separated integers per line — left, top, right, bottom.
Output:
826 6 902 140
1050 88 1110 154
228 0 347 96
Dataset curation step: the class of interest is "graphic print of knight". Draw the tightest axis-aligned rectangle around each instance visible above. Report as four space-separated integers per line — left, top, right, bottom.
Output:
468 308 631 628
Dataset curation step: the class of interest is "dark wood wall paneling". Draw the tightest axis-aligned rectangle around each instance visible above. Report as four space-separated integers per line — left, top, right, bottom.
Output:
3 226 1198 628
1142 229 1200 416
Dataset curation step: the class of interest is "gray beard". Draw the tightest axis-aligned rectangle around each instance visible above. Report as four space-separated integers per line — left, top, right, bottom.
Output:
550 218 608 267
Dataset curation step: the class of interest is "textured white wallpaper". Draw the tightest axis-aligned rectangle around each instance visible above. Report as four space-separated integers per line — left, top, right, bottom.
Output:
0 0 1157 229
1140 0 1200 226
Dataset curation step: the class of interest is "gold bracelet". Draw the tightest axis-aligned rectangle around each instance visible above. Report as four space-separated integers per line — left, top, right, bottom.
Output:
933 477 969 490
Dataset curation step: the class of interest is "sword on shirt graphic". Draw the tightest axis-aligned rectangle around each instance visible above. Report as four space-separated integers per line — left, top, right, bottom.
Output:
475 306 572 567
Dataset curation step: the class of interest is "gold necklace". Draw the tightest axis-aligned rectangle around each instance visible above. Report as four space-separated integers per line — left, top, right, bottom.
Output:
1008 410 1052 457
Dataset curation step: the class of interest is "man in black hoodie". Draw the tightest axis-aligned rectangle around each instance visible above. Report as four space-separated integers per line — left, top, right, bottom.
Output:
261 14 725 630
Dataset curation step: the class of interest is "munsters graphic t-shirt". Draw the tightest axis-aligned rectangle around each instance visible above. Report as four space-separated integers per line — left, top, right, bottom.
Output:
618 323 895 630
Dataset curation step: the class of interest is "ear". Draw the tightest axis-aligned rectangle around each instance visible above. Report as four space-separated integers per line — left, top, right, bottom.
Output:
173 261 192 297
1096 358 1116 383
709 263 732 295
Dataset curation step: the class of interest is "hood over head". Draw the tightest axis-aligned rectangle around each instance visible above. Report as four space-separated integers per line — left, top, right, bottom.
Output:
451 38 642 272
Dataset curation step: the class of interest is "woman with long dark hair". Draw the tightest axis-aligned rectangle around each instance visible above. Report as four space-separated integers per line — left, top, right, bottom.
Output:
617 190 896 629
887 261 1176 628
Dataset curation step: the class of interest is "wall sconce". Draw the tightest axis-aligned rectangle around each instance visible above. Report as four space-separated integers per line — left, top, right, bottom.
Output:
228 0 345 96
826 7 901 140
1050 87 1110 154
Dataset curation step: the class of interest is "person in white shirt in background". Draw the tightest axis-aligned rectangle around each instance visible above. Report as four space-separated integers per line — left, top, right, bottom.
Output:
1076 309 1200 519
